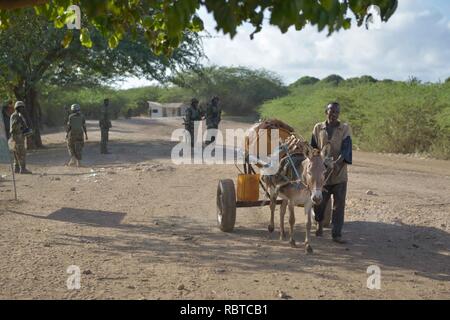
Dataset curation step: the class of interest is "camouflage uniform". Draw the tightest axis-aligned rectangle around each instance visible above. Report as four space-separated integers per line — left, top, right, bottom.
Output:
67 112 86 161
99 107 112 154
185 101 203 146
9 110 28 173
206 97 221 143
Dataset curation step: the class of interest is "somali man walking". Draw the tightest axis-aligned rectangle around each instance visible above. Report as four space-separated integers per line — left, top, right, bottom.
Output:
311 102 352 244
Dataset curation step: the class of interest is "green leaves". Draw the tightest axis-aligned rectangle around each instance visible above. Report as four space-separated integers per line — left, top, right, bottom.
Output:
61 30 73 48
191 15 203 32
108 35 118 48
80 28 92 48
0 0 398 55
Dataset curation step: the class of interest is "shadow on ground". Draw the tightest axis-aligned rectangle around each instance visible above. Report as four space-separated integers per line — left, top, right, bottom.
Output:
26 139 178 167
9 208 450 282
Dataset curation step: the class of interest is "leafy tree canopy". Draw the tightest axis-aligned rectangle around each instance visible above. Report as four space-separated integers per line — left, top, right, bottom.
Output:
346 75 378 85
319 74 345 86
290 76 320 87
0 8 202 147
174 66 288 115
0 0 398 55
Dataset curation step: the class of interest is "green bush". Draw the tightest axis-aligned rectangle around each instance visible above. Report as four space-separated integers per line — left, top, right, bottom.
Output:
290 76 320 87
39 86 123 126
319 74 345 86
174 66 289 115
345 75 378 86
260 81 450 159
38 85 190 126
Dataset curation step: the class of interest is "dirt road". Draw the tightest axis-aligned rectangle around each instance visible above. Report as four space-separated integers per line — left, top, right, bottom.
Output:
0 118 449 299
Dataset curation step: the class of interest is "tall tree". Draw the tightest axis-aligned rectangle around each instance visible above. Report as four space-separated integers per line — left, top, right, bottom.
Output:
0 9 202 148
174 66 288 115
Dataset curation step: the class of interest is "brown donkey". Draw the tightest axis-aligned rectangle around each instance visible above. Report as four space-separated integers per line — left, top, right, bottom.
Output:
262 140 330 253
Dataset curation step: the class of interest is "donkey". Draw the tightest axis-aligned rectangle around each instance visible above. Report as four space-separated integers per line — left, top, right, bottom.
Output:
262 140 330 254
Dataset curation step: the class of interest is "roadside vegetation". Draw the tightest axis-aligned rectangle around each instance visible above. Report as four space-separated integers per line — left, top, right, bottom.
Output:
33 66 287 125
260 77 450 159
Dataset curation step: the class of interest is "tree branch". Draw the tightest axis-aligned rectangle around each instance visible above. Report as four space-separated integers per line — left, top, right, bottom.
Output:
0 0 47 10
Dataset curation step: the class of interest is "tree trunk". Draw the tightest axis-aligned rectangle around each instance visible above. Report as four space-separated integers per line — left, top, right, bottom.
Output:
14 84 43 149
26 87 43 149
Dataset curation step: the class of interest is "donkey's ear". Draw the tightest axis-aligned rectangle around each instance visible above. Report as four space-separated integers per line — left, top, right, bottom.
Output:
321 142 331 158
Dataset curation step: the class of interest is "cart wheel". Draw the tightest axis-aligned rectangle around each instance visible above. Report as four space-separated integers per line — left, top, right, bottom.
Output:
216 179 236 232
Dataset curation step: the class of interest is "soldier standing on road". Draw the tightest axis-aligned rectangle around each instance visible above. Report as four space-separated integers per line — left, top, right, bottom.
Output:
205 96 221 145
9 101 32 174
184 98 204 147
99 98 112 154
66 104 88 167
311 102 352 244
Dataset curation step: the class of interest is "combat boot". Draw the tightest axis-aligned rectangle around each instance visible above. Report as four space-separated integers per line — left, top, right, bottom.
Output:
20 165 32 174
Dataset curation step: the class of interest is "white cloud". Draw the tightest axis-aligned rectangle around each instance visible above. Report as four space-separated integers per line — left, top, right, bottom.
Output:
200 0 450 84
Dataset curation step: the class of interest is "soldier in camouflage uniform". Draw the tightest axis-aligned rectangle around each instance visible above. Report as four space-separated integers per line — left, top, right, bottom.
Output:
9 101 32 174
66 104 88 167
184 98 203 147
205 96 221 145
99 99 112 154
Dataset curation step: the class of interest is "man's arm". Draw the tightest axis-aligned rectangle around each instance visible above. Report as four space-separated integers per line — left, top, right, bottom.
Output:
310 134 318 149
10 114 17 135
340 136 352 165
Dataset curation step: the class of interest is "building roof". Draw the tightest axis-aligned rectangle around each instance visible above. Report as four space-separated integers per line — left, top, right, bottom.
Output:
148 101 163 108
148 101 187 109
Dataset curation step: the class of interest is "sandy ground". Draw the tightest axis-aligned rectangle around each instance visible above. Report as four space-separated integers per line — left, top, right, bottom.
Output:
0 117 449 300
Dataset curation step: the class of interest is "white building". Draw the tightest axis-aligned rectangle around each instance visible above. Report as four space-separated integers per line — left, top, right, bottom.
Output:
148 101 188 118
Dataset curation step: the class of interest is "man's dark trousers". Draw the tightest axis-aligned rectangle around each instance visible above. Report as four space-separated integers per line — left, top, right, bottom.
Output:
314 182 347 238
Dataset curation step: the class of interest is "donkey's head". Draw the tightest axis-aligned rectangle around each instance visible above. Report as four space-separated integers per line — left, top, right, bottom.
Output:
302 144 330 205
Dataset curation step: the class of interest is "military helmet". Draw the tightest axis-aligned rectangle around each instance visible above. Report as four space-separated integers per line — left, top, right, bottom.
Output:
14 101 25 110
191 98 199 105
71 104 81 112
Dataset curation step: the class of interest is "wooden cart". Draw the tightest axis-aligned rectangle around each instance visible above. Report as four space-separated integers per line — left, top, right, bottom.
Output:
216 121 332 233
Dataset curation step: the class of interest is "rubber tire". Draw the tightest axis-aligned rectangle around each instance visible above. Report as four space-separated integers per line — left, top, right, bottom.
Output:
217 179 236 232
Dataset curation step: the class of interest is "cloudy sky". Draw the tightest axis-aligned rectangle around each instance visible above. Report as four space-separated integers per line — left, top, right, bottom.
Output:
122 0 450 88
